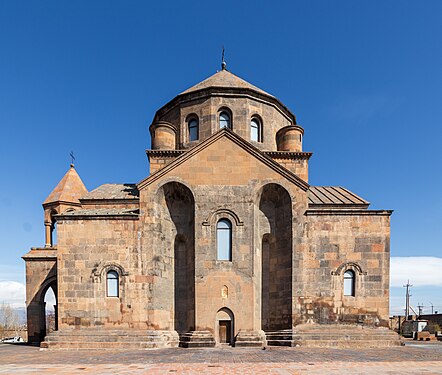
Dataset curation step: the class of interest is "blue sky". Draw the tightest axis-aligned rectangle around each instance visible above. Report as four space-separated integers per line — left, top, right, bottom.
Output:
0 1 441 315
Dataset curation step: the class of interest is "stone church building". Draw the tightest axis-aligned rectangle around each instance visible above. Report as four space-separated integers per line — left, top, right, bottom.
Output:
23 65 399 349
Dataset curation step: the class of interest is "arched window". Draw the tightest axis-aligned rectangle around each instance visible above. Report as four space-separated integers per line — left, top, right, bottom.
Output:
188 118 199 141
106 270 119 297
219 111 231 129
251 118 262 142
344 270 355 296
50 210 57 247
217 219 232 261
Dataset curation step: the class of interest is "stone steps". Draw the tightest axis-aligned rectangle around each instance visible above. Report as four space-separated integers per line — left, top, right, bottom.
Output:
265 330 301 347
265 325 402 348
179 331 215 348
41 325 402 350
299 339 401 348
42 329 179 350
235 330 266 347
41 341 170 350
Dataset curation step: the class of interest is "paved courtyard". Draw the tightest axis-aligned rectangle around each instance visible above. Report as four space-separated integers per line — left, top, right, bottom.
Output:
1 341 442 374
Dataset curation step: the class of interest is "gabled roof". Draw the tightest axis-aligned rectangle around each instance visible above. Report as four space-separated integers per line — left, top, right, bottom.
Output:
308 186 369 208
81 184 139 201
138 128 309 191
43 165 88 206
180 69 272 97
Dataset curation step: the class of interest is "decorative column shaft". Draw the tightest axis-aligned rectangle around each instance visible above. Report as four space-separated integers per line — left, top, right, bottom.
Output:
44 221 52 247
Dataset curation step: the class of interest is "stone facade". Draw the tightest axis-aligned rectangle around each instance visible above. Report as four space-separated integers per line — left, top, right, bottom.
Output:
23 66 399 349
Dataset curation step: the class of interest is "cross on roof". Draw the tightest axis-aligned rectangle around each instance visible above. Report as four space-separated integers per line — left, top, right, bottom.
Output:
70 151 75 166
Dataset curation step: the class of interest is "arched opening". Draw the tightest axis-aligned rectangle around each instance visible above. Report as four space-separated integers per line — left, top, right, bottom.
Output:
43 286 57 334
159 182 195 334
219 110 231 129
106 270 119 297
215 307 234 346
251 117 262 142
344 270 356 297
259 183 293 331
187 116 199 141
50 209 57 246
217 219 232 261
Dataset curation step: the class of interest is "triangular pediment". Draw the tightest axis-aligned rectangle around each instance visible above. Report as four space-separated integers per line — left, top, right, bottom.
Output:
138 129 309 191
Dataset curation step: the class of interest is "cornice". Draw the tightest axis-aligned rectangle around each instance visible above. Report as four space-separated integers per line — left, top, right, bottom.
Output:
80 199 139 205
22 248 57 261
56 214 139 221
146 150 186 158
305 209 393 216
308 204 369 210
42 201 82 209
264 151 313 160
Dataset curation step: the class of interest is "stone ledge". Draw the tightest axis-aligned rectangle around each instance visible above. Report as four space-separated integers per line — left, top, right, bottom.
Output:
22 248 57 261
305 209 393 216
264 151 313 160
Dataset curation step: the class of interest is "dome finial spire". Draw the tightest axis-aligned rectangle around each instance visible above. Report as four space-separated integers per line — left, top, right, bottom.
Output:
70 151 75 168
221 46 227 70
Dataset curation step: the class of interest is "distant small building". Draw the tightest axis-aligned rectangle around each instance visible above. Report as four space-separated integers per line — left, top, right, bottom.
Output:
23 64 399 349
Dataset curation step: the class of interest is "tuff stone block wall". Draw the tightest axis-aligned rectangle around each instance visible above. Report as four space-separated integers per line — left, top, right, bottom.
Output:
24 68 394 349
22 248 57 343
302 211 391 326
55 217 146 330
265 154 309 182
139 135 309 338
153 95 294 152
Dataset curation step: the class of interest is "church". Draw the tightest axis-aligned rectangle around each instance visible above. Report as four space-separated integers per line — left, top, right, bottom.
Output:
23 63 400 349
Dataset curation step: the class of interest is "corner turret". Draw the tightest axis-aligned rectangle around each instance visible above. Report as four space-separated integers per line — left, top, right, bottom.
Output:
42 164 87 247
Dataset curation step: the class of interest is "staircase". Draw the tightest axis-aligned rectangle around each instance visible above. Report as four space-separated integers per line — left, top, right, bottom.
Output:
41 329 179 350
235 330 266 347
179 331 215 348
265 329 301 347
266 324 402 348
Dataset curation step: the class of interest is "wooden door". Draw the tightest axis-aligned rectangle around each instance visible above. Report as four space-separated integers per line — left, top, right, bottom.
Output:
219 320 231 344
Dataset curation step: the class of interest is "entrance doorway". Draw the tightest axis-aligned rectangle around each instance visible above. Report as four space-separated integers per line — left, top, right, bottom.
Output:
215 307 234 346
219 320 231 344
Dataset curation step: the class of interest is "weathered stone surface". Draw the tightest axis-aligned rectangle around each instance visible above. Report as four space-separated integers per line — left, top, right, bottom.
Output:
23 66 393 350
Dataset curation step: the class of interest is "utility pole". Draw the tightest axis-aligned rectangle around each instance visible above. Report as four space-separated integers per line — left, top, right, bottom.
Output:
417 303 423 317
429 302 434 315
403 280 412 320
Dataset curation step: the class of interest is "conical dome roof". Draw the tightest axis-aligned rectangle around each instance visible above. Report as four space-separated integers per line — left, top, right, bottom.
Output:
43 165 88 205
180 69 273 97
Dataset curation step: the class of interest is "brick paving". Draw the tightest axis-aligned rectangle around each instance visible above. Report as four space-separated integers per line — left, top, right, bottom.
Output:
1 342 442 374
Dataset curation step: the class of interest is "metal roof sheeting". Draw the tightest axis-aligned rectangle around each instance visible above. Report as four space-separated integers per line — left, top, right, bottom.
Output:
308 186 369 208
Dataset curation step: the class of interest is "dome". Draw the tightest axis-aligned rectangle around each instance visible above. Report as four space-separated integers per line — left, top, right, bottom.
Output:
180 69 273 97
150 67 299 152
